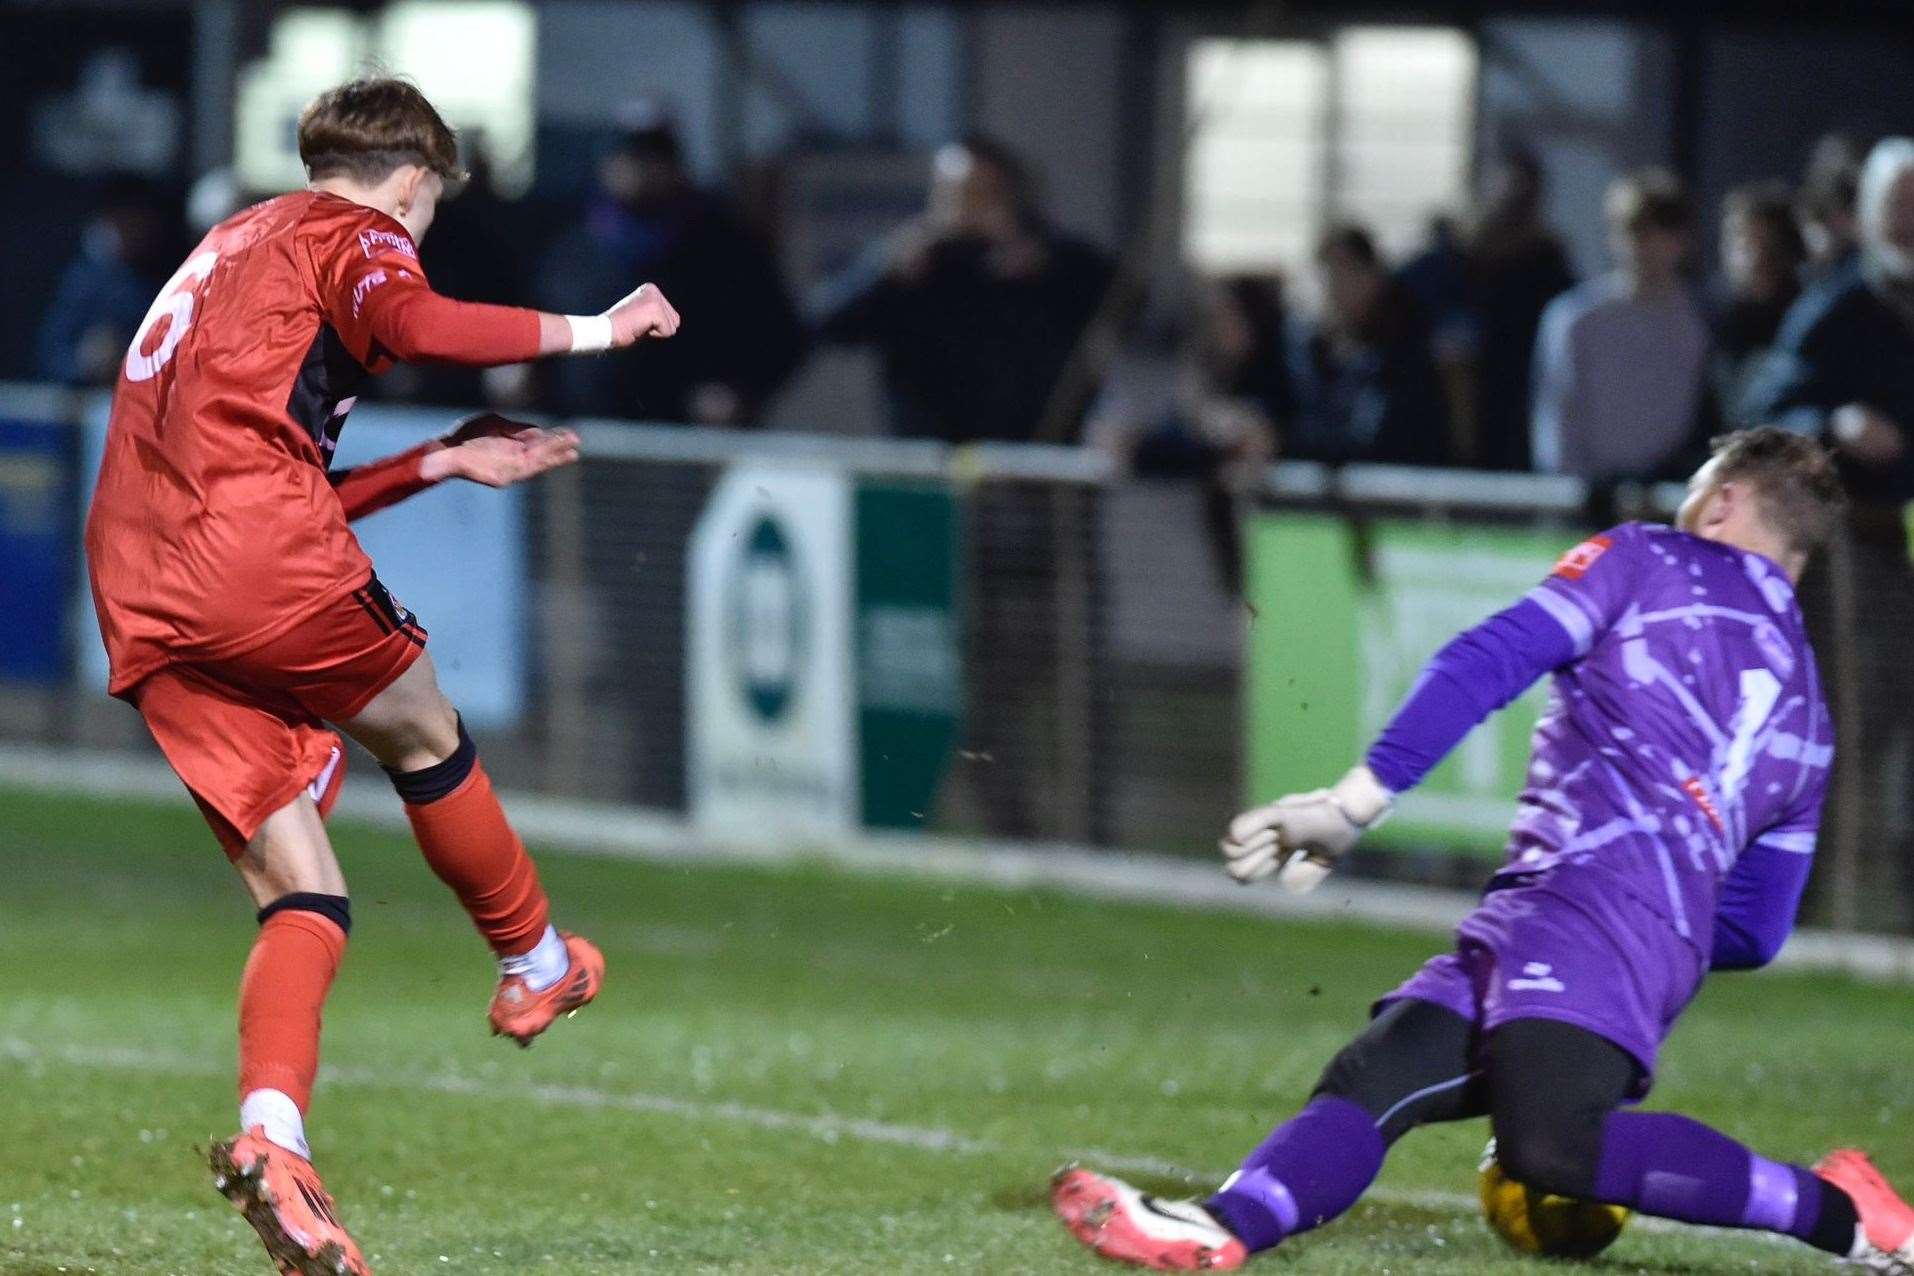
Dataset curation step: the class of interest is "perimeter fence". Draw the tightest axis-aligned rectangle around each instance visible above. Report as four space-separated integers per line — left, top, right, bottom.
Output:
1 382 1908 936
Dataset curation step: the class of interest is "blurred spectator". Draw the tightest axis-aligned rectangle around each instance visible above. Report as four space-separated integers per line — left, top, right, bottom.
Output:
1398 214 1469 336
1747 138 1914 503
35 178 174 386
534 104 802 425
1797 132 1866 281
1745 137 1914 924
1715 181 1805 427
1093 275 1288 593
1398 213 1476 460
1531 169 1708 481
1466 150 1576 471
811 135 1114 443
184 167 247 237
413 142 535 408
814 136 1114 841
1284 225 1449 467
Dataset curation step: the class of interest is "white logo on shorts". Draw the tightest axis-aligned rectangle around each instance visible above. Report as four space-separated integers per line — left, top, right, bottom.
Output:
1507 961 1566 994
307 745 343 803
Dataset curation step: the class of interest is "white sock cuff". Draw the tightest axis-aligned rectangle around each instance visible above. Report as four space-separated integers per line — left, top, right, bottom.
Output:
500 924 571 992
239 1088 310 1160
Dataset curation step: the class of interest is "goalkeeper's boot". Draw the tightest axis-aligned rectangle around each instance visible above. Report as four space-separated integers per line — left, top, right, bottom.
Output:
210 1128 371 1276
1816 1148 1914 1274
1052 1166 1247 1270
488 930 604 1046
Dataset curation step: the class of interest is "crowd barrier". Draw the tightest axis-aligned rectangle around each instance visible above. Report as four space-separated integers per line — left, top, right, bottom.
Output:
1 381 1905 936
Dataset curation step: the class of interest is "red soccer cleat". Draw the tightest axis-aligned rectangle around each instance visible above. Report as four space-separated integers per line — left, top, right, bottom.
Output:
488 930 604 1046
210 1128 371 1276
1053 1165 1248 1270
1817 1148 1914 1274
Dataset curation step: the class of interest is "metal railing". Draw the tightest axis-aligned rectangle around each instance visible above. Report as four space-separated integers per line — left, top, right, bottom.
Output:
1 381 1907 936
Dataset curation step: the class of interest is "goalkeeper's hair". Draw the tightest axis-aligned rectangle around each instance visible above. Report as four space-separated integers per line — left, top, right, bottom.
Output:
298 78 464 187
1708 427 1846 557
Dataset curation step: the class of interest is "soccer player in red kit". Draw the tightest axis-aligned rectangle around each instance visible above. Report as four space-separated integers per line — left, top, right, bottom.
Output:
84 80 681 1276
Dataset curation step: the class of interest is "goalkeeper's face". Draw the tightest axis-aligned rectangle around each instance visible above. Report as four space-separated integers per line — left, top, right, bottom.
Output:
1676 456 1792 575
1675 456 1722 538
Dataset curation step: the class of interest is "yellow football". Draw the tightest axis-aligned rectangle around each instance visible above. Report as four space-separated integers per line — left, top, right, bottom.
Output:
1478 1140 1630 1259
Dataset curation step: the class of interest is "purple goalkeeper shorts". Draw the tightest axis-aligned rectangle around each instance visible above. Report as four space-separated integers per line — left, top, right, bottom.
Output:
1379 877 1707 1092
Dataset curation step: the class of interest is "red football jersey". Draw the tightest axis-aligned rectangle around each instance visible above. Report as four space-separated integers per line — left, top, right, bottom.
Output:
85 191 537 695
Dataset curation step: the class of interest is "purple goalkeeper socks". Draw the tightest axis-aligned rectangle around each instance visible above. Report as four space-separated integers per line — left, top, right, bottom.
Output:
1205 1097 1386 1252
1593 1110 1830 1242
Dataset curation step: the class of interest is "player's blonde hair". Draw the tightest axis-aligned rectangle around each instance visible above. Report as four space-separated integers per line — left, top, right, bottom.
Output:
1709 428 1846 557
298 78 464 187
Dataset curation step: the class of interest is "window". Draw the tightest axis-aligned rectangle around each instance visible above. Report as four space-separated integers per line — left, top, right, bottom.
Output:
1183 27 1476 276
235 3 537 197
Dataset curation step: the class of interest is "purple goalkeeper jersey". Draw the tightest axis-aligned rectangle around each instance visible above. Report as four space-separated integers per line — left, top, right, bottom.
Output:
1368 522 1832 953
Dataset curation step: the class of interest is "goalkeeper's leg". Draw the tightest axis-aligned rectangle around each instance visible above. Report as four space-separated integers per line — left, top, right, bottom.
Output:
1055 999 1480 1269
1484 1019 1902 1269
1202 999 1483 1250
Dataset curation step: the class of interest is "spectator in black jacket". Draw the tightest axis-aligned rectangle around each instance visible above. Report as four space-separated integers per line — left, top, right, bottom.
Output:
1748 138 1914 504
1714 182 1804 429
1285 225 1449 467
36 179 176 386
1797 132 1865 283
1092 275 1289 595
1745 135 1914 924
811 136 1114 443
812 137 1116 841
1465 150 1576 471
534 106 802 425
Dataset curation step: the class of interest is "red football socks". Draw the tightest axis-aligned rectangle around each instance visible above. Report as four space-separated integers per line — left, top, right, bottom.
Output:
403 762 550 958
238 910 346 1111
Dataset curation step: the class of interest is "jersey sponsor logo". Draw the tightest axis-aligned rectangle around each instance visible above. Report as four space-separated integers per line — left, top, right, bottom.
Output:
1506 961 1566 993
357 227 417 261
1680 775 1725 831
1552 534 1613 581
350 269 388 317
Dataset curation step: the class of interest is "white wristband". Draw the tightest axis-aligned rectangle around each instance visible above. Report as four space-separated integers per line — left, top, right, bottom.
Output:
565 313 615 354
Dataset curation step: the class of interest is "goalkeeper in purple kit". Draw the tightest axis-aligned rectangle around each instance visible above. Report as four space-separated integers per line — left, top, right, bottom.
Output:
1053 428 1914 1272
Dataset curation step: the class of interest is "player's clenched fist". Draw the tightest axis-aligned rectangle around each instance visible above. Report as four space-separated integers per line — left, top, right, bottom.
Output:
605 283 681 345
1220 764 1393 893
562 283 681 353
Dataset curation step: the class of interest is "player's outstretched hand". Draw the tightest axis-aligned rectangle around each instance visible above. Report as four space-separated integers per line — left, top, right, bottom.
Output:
426 416 581 489
1220 765 1393 893
442 411 532 446
606 283 680 346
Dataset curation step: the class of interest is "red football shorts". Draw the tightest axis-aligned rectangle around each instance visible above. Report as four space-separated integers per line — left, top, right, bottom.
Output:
128 575 427 858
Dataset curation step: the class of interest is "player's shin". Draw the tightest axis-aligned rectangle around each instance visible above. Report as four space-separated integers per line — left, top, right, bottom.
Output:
1592 1111 1861 1255
385 718 563 983
238 896 350 1157
1205 1097 1386 1251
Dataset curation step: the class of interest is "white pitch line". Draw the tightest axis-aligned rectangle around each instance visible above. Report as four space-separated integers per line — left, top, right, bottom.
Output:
0 1036 1792 1252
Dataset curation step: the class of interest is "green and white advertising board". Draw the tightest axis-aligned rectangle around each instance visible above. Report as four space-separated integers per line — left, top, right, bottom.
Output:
1245 513 1577 859
689 466 857 833
854 482 963 829
687 465 961 836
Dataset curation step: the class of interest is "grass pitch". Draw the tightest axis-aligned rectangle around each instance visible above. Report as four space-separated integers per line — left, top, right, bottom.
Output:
1 783 1907 1274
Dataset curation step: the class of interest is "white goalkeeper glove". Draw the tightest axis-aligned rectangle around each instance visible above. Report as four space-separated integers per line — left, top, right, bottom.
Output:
1220 765 1393 893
